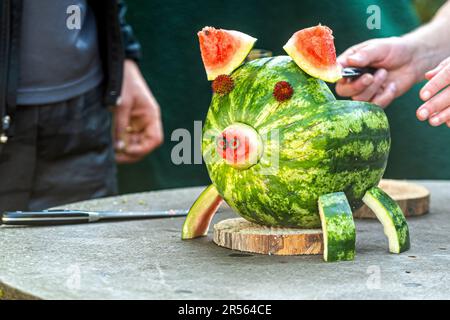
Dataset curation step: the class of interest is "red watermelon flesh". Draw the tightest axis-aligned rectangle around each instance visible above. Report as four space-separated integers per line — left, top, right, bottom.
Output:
283 25 342 82
198 27 257 80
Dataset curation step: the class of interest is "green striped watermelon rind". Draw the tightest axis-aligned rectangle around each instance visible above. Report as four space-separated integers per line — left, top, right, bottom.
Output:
202 56 390 229
318 192 356 262
363 187 410 253
182 185 223 239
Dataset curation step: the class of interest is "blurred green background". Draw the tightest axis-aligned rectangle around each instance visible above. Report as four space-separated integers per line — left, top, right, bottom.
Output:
413 0 446 22
118 0 447 194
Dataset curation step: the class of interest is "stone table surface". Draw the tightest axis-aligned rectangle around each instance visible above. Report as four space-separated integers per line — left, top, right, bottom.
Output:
1 181 449 300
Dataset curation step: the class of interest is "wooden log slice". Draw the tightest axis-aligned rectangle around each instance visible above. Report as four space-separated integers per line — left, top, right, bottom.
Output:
213 218 323 255
354 179 430 219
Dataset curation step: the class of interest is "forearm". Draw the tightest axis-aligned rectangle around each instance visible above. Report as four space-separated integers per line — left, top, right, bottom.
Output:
403 0 450 81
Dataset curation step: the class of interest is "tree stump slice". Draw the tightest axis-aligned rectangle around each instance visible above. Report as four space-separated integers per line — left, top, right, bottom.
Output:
354 179 430 219
213 218 323 256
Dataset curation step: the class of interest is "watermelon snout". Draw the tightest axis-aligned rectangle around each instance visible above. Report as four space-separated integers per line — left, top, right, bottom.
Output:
216 123 263 170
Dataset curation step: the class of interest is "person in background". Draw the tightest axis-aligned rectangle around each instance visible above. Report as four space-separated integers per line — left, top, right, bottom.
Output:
336 1 450 128
0 0 162 211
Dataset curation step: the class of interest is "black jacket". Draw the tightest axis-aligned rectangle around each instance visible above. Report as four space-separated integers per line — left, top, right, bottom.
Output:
0 0 142 143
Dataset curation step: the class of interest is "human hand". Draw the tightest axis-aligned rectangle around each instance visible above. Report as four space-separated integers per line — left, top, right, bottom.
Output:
114 59 163 164
336 37 421 108
416 57 450 127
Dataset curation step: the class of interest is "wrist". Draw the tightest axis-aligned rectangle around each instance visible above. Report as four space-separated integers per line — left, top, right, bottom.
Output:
400 35 428 83
402 19 450 82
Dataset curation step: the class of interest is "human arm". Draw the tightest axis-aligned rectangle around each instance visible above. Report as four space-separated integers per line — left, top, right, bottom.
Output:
113 1 163 163
336 0 450 108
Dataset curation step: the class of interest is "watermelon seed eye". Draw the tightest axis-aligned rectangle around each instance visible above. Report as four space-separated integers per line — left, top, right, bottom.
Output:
229 138 240 150
217 136 228 150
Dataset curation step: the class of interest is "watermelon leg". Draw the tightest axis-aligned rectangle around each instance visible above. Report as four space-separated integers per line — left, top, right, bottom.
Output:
181 185 223 240
362 187 410 254
318 192 356 262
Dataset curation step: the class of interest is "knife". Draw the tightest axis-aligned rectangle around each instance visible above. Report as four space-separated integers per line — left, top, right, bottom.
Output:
0 209 189 226
342 67 377 79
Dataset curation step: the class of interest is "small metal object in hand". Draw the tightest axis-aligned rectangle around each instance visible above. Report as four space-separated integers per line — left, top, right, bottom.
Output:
341 67 377 79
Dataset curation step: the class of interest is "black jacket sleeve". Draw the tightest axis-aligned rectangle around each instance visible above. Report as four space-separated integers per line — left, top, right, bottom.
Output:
118 0 142 62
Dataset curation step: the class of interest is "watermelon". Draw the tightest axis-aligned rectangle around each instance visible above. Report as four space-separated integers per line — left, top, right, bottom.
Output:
182 185 223 239
198 27 257 80
182 26 411 260
202 56 390 229
363 187 411 253
318 192 356 262
283 25 342 83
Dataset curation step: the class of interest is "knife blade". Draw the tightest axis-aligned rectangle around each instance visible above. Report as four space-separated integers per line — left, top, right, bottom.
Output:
342 67 377 79
0 209 189 226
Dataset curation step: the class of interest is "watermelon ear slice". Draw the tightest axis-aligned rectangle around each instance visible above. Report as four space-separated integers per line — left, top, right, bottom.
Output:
283 25 342 83
198 27 257 81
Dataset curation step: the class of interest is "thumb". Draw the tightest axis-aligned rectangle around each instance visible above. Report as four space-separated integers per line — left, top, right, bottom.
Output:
344 43 389 68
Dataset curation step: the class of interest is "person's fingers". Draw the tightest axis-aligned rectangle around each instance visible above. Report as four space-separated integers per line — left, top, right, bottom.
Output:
125 139 159 157
425 57 450 80
113 97 133 151
425 65 443 80
429 106 450 127
352 69 388 102
128 132 140 146
420 65 450 101
126 121 163 156
447 120 450 128
371 82 397 108
336 74 374 97
337 41 372 66
417 86 450 121
343 42 390 68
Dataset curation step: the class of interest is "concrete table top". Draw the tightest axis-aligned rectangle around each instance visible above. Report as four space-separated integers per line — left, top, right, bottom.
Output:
1 181 449 300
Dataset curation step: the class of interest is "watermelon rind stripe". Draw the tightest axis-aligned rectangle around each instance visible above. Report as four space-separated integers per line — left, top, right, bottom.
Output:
318 192 356 262
362 187 410 253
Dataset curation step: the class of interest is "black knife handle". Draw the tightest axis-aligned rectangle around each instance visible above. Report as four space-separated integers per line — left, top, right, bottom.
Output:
1 210 93 226
342 67 377 79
